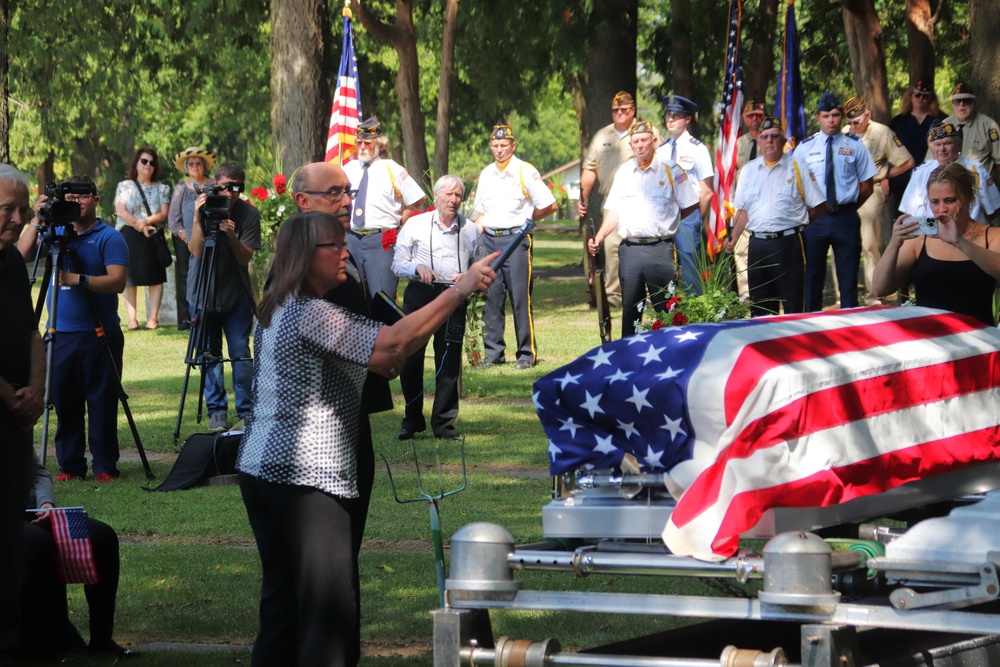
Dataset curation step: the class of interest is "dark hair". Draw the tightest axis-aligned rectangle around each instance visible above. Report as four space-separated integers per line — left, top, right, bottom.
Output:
215 162 245 183
127 147 162 182
257 212 346 327
65 174 98 195
901 88 941 117
927 162 975 217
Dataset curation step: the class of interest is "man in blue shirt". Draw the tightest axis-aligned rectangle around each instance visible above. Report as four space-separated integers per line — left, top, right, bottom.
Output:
24 176 129 481
794 93 878 310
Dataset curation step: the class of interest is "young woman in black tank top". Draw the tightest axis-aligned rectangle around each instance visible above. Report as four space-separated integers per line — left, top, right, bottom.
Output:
872 162 1000 326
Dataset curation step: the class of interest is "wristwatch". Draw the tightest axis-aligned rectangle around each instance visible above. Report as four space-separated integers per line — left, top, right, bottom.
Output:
78 274 89 288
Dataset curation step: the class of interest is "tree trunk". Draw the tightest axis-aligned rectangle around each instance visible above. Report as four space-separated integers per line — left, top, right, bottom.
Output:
584 0 637 146
353 0 431 191
841 0 891 124
905 0 938 87
0 0 8 164
970 0 1000 122
433 0 459 178
744 0 779 104
670 0 693 99
270 0 328 174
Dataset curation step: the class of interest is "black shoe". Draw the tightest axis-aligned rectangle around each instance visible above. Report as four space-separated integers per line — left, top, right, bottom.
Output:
478 359 503 370
437 432 462 441
89 640 140 658
177 319 192 331
396 427 417 441
515 359 533 371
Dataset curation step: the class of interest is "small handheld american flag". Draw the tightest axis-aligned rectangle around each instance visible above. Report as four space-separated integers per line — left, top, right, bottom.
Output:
49 507 100 585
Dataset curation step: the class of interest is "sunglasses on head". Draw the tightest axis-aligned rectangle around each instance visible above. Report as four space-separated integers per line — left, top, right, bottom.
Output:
139 157 157 166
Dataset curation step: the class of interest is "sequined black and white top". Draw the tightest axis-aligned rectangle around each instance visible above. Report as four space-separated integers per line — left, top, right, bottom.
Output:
236 296 382 497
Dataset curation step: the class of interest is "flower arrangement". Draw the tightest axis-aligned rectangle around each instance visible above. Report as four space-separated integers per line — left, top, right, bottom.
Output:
248 172 296 290
546 173 570 217
638 251 751 331
464 293 487 367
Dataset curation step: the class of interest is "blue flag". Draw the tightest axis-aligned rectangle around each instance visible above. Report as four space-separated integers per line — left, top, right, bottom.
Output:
775 0 806 151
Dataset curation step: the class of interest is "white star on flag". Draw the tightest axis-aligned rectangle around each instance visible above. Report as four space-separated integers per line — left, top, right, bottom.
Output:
580 391 605 418
587 348 614 368
675 331 702 343
593 434 617 454
626 332 651 345
625 385 653 413
638 344 666 365
617 420 639 440
555 372 583 389
644 445 665 469
559 416 582 437
660 414 687 441
606 369 633 383
548 439 563 462
656 366 684 380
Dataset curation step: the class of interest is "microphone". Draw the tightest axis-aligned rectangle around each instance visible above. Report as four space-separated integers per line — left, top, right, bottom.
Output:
489 220 536 272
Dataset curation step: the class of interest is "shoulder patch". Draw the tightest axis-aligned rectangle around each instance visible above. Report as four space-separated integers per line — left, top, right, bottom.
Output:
800 135 817 145
846 132 860 141
893 135 903 147
658 139 671 149
676 171 687 184
990 128 999 143
689 137 703 146
399 170 409 180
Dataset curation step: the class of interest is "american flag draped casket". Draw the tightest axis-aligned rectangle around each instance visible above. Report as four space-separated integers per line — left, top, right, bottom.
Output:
533 307 1000 561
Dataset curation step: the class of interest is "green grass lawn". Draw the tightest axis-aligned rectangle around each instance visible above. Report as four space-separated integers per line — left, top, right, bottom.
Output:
24 224 707 665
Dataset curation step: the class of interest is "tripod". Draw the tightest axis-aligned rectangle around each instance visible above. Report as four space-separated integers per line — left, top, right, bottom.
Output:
173 228 257 444
32 223 154 480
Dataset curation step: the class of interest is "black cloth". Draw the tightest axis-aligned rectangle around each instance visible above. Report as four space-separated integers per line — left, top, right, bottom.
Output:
19 516 119 656
0 246 36 660
912 233 997 326
747 233 806 316
187 198 261 313
804 208 862 311
120 226 167 286
238 473 363 667
172 234 191 322
399 281 465 437
618 239 678 337
480 232 535 364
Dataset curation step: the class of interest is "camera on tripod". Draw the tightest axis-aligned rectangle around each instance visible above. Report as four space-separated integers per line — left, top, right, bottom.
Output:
38 180 96 227
194 182 238 238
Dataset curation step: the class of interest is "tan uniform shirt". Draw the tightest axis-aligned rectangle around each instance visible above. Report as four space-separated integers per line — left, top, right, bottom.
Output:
939 111 1000 173
583 123 636 199
843 120 912 183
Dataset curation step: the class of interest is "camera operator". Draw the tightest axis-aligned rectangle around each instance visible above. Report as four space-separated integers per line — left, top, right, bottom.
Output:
188 161 260 432
19 176 129 483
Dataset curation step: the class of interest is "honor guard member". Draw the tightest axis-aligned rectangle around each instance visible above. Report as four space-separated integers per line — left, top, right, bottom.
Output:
937 83 1000 182
841 96 914 304
344 117 426 302
656 95 715 295
793 92 878 311
727 117 828 316
392 175 478 441
470 124 557 370
901 122 1000 224
579 90 639 306
732 99 767 296
589 120 700 337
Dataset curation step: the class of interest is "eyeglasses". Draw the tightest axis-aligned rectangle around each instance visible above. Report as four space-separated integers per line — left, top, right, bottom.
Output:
913 91 931 99
758 133 783 142
139 157 157 166
611 107 634 114
316 241 346 252
849 118 865 126
64 194 94 202
302 187 357 201
952 98 974 106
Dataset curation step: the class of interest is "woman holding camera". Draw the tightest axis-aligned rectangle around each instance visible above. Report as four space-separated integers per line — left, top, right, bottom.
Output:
237 210 497 666
872 161 1000 325
114 147 171 330
168 147 216 331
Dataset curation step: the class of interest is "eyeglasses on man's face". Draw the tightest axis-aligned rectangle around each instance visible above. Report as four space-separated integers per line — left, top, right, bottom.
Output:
611 106 634 115
64 194 94 202
952 98 974 106
302 187 357 201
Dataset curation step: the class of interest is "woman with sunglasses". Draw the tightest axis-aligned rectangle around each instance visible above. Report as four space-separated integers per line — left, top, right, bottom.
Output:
888 82 946 219
114 148 172 330
237 211 497 665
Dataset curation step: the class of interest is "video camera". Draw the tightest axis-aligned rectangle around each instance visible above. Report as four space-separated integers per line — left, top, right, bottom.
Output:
37 180 96 227
194 182 242 237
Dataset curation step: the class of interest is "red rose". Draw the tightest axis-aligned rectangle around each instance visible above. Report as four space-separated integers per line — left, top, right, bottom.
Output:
252 186 268 201
273 174 287 195
672 311 688 326
382 228 399 251
651 319 664 330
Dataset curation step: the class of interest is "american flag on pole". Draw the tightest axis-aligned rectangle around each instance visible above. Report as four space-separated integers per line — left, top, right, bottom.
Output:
49 507 100 584
775 0 806 151
534 307 1000 561
325 2 362 165
707 0 743 259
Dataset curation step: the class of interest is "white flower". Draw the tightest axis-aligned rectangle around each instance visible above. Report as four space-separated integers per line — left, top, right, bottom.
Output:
668 281 676 296
715 308 727 320
277 204 286 215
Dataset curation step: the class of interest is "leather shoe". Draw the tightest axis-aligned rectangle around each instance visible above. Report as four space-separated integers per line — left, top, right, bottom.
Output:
515 359 533 371
177 319 192 331
89 640 140 658
396 427 417 441
436 432 462 442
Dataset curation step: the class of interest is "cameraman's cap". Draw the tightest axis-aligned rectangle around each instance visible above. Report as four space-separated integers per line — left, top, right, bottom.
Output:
663 94 698 116
929 121 961 142
612 91 635 107
628 119 655 137
742 99 765 114
357 117 383 140
491 124 515 141
952 82 976 100
760 116 784 134
817 92 842 113
844 95 868 119
173 147 216 172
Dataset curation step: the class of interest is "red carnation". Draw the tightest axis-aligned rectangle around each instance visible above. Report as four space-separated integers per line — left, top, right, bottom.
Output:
665 295 682 311
382 228 399 251
672 311 688 326
273 173 287 195
701 270 712 281
651 319 664 330
252 186 268 201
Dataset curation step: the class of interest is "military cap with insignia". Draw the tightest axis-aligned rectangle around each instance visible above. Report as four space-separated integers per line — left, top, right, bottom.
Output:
490 124 515 141
759 116 784 134
844 95 868 119
357 116 383 140
628 119 655 136
952 82 976 99
816 92 842 113
929 121 962 142
662 94 698 116
612 91 635 107
914 80 933 94
742 99 765 114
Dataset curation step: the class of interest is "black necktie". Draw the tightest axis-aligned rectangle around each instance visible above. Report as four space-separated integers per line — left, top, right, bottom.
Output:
749 138 757 161
670 140 678 163
353 162 370 228
825 135 837 206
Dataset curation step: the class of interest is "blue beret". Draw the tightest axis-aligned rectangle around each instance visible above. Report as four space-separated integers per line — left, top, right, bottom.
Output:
662 94 698 116
817 92 842 113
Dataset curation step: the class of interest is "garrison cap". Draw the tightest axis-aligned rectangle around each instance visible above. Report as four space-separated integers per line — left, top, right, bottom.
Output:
662 94 698 116
490 124 515 141
628 119 655 137
816 92 842 113
929 122 962 142
914 80 933 94
844 96 868 119
612 91 635 107
759 116 784 134
952 82 976 99
742 99 765 114
357 117 383 140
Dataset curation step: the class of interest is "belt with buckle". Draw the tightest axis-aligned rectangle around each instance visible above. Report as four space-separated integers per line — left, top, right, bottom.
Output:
828 202 859 214
623 235 673 246
350 228 383 237
749 225 805 240
484 227 519 237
